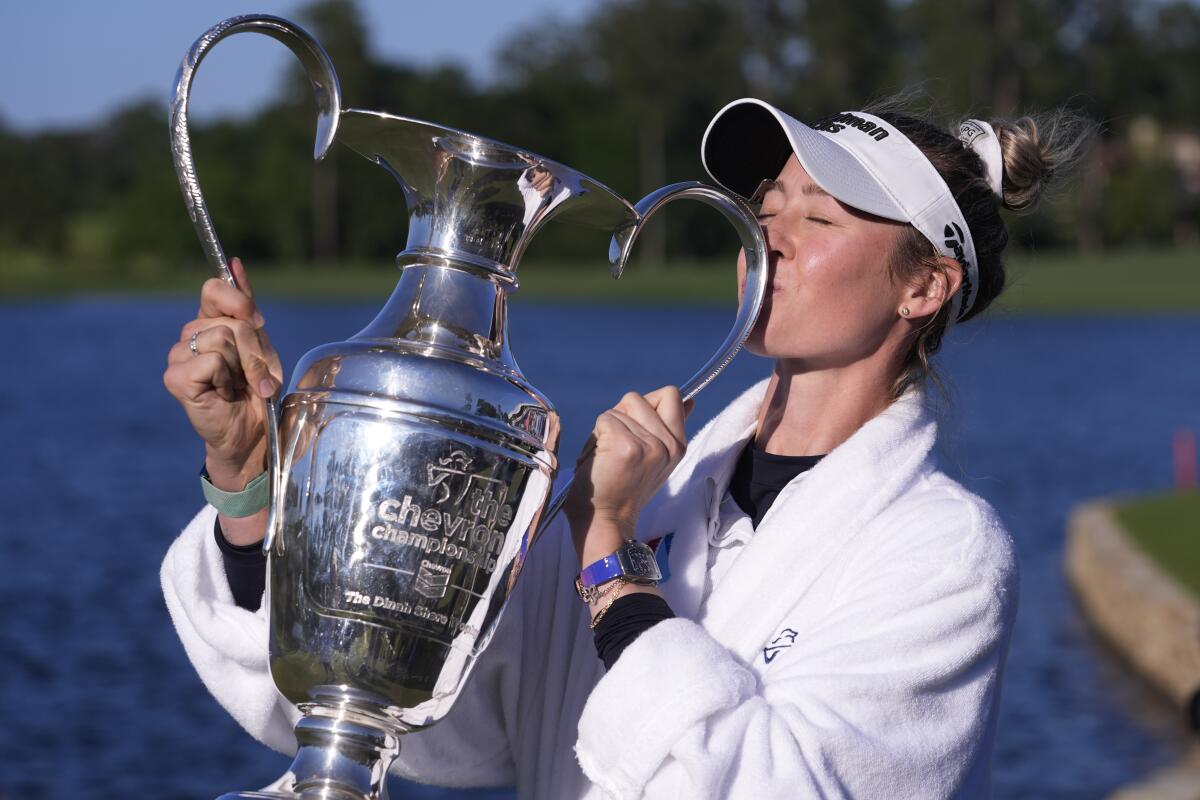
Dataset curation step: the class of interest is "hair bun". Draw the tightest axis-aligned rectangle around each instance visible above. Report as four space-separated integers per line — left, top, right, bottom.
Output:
991 111 1094 213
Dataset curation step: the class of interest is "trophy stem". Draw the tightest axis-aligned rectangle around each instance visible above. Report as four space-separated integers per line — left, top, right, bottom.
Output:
218 703 403 800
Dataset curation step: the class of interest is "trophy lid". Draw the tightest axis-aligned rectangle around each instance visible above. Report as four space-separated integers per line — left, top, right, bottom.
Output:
336 110 637 279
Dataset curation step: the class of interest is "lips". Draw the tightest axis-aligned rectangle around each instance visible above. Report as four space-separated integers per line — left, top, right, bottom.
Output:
768 259 780 293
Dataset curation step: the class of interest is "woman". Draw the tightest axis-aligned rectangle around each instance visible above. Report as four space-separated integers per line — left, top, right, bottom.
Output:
162 97 1083 798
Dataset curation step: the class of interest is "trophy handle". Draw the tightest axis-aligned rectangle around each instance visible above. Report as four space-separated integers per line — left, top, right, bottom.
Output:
170 14 341 280
607 181 769 401
168 14 343 556
540 181 769 525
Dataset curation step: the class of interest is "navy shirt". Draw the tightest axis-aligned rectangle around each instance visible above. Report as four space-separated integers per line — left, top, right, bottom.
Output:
728 439 825 528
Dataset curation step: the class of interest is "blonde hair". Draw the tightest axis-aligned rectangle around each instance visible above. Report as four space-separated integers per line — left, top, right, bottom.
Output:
867 100 1096 399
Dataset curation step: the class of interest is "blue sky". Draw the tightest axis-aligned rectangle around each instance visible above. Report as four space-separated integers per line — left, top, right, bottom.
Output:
0 0 600 132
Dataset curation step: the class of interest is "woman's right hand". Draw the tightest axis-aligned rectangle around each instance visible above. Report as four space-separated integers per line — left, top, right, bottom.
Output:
163 257 283 503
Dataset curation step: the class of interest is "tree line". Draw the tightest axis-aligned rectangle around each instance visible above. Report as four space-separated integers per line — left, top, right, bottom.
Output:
2 0 1197 274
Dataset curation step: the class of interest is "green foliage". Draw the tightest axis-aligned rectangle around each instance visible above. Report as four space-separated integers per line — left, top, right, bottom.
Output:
1103 156 1181 245
1 0 1198 280
6 248 1198 315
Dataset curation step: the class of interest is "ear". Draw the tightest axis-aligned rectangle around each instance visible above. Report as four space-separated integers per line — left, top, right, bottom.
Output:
902 256 964 320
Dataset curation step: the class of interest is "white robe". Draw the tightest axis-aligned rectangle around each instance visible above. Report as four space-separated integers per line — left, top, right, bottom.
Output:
161 379 1018 799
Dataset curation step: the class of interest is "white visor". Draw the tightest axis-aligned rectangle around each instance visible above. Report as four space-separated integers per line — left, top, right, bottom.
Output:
702 98 979 323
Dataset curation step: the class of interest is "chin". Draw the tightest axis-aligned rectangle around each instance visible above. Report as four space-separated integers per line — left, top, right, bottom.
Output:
744 332 768 357
744 298 794 358
745 325 826 364
743 324 781 359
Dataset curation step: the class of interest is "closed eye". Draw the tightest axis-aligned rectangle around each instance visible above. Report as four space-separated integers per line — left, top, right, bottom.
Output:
807 216 833 226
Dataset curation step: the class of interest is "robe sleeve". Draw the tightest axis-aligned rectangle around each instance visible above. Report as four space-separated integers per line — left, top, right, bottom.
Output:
574 497 1019 800
160 504 576 789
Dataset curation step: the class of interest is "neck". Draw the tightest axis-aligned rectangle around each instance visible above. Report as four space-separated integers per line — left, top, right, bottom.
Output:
754 352 902 457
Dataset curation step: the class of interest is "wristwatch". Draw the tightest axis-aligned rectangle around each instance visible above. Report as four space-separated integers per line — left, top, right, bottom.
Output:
575 539 662 603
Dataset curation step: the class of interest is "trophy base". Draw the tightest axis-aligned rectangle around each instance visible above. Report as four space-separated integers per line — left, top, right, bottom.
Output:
217 696 402 800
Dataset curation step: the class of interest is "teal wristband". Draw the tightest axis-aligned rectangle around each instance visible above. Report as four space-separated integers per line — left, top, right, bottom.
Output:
200 466 269 517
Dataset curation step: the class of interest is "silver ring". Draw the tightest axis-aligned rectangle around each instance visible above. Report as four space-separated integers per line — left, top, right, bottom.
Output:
189 330 201 357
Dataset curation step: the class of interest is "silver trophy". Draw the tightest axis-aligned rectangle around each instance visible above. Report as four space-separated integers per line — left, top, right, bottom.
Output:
170 15 767 800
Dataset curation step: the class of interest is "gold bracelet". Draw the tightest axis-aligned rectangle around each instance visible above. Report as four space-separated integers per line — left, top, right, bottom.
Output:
586 577 625 612
588 578 630 630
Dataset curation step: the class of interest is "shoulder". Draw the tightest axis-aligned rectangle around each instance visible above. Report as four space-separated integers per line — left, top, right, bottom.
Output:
861 469 1019 612
806 472 1021 676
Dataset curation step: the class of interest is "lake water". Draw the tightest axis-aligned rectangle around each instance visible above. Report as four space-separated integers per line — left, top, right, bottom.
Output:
1 298 1198 799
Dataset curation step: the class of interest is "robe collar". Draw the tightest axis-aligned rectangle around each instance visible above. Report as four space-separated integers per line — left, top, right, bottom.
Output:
638 379 938 660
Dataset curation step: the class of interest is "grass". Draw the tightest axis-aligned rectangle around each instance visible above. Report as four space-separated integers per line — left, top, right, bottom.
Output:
1000 247 1200 313
212 258 744 305
0 253 742 304
1116 492 1200 597
2 246 1198 312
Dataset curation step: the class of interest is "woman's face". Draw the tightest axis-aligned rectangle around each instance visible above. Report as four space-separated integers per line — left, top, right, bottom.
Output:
737 155 910 367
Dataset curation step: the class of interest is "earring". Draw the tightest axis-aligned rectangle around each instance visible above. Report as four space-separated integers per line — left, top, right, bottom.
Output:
900 306 911 317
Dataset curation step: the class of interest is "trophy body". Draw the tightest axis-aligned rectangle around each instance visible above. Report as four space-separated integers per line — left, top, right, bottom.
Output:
270 343 554 724
169 15 767 799
258 269 560 796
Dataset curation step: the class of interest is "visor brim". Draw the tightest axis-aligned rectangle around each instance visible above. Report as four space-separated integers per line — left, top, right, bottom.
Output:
701 98 908 223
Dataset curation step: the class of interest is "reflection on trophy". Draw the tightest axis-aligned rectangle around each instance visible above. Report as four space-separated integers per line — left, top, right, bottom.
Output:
170 14 766 799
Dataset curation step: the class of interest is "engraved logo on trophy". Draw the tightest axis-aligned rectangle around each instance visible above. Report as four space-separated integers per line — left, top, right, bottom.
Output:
414 561 452 600
366 450 516 578
426 450 473 505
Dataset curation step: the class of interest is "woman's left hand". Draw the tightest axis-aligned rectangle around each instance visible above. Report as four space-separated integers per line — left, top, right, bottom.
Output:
564 386 692 568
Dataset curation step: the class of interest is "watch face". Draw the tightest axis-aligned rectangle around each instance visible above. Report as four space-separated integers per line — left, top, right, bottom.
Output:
623 541 661 580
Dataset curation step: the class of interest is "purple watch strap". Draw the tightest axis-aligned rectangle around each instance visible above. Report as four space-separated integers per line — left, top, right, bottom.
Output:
579 540 661 588
579 552 623 588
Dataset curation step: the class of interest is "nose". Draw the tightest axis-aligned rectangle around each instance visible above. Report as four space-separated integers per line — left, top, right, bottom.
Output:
760 218 790 264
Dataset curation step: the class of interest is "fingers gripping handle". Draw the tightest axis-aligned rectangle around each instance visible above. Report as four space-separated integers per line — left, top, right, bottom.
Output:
169 14 341 556
608 181 769 401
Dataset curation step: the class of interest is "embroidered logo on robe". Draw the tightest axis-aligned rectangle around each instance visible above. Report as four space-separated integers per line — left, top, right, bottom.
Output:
763 627 798 663
645 532 673 583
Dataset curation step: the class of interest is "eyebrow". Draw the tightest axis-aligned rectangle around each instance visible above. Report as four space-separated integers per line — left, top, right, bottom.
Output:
753 179 830 208
752 178 831 205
